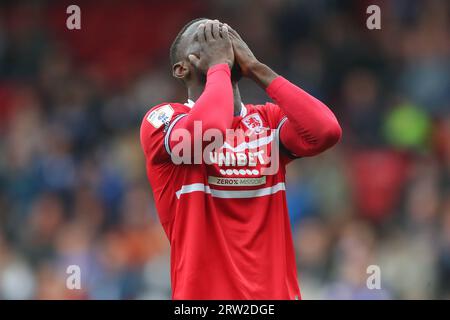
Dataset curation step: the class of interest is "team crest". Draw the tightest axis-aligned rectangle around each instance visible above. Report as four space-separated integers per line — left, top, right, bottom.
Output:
242 113 266 134
147 104 174 128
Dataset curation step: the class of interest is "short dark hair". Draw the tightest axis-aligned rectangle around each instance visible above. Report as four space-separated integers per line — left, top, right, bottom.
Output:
170 17 207 66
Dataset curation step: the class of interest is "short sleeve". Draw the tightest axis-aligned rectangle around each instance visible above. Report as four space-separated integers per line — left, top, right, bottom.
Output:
140 103 189 164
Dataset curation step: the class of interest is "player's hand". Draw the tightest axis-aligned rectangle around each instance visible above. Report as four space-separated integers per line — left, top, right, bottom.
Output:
225 25 260 78
226 24 278 88
188 20 234 73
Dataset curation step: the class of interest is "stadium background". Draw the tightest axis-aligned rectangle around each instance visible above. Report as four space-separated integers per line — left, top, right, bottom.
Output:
0 0 449 299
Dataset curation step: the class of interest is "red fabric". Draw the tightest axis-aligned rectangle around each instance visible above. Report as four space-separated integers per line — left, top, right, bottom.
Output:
266 76 342 157
139 71 342 299
139 64 234 165
170 63 234 146
140 102 301 300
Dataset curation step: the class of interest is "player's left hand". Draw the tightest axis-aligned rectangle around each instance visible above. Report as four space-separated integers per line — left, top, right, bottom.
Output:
223 23 278 88
224 24 260 78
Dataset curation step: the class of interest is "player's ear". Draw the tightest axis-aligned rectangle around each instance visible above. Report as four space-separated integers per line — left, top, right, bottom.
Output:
173 61 189 80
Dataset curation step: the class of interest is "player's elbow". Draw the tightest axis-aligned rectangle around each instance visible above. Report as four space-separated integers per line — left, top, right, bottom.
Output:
321 121 342 149
282 119 342 157
307 122 342 155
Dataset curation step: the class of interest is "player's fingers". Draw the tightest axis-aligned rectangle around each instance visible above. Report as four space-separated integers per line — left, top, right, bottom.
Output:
219 23 229 39
221 25 230 41
212 21 220 40
225 24 242 40
228 31 238 41
197 23 206 44
205 21 214 42
227 28 245 49
188 54 200 67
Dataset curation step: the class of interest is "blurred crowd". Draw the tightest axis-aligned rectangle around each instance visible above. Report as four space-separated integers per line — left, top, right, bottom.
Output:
0 0 449 299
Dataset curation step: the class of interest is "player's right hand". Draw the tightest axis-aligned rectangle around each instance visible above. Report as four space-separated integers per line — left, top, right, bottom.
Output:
188 20 234 73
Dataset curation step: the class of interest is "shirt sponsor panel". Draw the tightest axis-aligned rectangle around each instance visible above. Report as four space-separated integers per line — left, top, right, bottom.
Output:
208 176 266 186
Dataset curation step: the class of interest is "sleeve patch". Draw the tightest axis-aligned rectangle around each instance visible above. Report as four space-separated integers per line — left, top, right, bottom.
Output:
146 104 174 128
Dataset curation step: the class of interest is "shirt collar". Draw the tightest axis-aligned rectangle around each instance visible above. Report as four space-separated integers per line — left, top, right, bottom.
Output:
184 99 195 108
240 103 247 117
185 99 247 117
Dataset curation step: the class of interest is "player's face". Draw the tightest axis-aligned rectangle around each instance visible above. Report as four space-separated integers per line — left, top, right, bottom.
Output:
181 19 242 83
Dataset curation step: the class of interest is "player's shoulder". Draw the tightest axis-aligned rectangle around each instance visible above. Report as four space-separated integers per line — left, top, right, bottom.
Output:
244 102 284 128
244 102 279 113
143 102 190 120
244 102 282 118
141 102 190 130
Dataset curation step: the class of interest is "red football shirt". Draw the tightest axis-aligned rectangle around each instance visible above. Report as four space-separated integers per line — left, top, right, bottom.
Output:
140 99 301 300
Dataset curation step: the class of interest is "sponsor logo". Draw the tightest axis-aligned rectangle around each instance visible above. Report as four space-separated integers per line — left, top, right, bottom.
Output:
208 176 266 186
170 120 280 175
219 169 260 176
209 150 266 167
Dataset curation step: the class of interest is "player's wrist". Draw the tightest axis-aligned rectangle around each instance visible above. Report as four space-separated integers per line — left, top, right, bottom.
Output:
208 60 233 70
245 60 263 75
247 62 278 89
207 62 231 76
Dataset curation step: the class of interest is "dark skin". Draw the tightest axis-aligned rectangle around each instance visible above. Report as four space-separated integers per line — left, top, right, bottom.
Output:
173 19 279 115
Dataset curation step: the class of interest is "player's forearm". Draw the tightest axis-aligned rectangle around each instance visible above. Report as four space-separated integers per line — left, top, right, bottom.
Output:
267 76 342 156
246 62 279 89
175 63 234 135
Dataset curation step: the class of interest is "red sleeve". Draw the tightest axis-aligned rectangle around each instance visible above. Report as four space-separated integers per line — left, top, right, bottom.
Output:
140 63 234 165
140 103 189 164
266 76 342 157
168 63 234 151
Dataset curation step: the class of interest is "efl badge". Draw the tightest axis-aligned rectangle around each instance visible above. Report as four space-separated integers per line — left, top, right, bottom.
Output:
147 104 174 128
242 113 265 134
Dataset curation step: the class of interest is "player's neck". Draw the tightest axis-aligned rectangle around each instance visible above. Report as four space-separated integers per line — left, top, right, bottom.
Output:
231 83 243 116
187 83 242 116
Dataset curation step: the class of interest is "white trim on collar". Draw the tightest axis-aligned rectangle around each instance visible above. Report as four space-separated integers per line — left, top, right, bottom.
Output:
240 103 247 117
184 99 247 117
184 99 195 108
